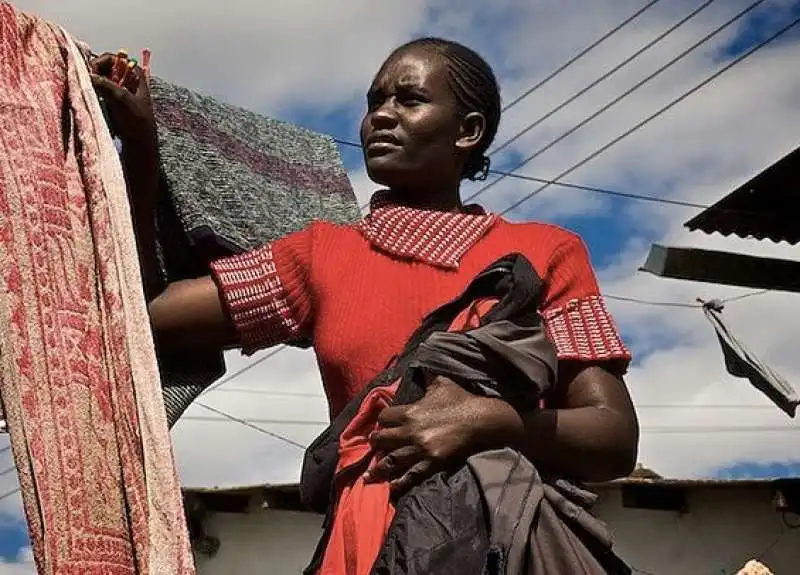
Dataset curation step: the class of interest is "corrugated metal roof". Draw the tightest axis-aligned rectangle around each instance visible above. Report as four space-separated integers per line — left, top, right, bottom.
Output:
685 145 800 244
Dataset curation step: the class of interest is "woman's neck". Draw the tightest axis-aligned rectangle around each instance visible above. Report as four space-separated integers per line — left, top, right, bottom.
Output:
386 184 463 213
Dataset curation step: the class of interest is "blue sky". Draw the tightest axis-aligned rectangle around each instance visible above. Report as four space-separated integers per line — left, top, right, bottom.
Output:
0 521 28 563
3 0 800 569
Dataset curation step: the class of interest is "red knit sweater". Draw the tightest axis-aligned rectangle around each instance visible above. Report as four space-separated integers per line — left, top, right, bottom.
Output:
210 195 630 417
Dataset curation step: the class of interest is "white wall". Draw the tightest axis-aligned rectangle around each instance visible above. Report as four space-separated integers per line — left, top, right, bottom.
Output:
594 486 798 574
194 509 323 575
195 487 799 575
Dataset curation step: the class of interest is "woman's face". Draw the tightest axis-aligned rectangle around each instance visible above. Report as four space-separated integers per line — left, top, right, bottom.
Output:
360 47 465 191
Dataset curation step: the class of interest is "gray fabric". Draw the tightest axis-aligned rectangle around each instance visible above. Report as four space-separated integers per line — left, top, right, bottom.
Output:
149 77 362 252
468 449 623 575
703 304 799 418
143 77 361 426
410 319 557 410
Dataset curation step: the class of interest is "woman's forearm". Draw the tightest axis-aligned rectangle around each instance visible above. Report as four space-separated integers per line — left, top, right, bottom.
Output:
476 399 638 482
121 139 164 302
513 405 638 481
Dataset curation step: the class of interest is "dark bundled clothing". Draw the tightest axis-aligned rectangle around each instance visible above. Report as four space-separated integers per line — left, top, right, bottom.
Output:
300 254 629 575
702 302 799 417
145 78 361 426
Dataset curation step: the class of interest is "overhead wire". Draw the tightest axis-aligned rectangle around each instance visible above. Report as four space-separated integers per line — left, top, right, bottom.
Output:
178 416 800 435
466 0 768 205
187 8 788 436
185 413 327 427
2 2 796 517
489 0 718 157
0 488 18 503
192 402 308 450
500 0 666 113
200 344 288 397
338 138 779 218
496 9 800 217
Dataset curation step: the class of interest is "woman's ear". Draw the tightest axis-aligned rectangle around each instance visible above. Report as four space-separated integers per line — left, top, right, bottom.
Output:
455 112 486 154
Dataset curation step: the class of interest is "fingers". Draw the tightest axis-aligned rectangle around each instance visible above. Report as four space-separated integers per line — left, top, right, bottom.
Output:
130 66 151 99
89 52 116 76
368 425 409 453
89 50 149 94
389 460 434 494
377 405 409 427
364 445 419 483
91 73 133 104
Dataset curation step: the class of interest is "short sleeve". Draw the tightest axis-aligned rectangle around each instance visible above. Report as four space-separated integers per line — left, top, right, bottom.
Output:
540 234 631 373
209 226 315 355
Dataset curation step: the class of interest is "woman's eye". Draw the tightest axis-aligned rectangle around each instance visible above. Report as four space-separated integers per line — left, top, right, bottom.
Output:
400 94 425 106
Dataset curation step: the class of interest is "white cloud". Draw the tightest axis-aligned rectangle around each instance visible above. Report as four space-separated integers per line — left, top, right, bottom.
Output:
8 0 800 492
0 545 34 575
15 0 431 114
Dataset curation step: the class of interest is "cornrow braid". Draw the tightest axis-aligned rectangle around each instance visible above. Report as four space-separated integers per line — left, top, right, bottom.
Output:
393 37 501 181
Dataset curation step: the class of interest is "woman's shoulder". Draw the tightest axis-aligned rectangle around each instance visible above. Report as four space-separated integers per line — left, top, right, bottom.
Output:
494 217 584 250
302 217 365 237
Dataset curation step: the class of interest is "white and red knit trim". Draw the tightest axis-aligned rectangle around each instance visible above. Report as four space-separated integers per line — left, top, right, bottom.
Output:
358 201 496 269
210 244 298 354
542 295 631 366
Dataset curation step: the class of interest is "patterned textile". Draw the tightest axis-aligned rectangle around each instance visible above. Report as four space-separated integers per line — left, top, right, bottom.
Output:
149 76 362 253
0 4 194 573
357 192 496 269
146 77 361 426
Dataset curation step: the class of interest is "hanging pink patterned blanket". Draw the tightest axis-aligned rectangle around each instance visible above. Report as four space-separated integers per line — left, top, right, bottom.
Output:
0 3 194 573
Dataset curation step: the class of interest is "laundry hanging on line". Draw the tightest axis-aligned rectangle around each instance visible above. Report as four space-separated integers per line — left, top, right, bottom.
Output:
0 3 194 573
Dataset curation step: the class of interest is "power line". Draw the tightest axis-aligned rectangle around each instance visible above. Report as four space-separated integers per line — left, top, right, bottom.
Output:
0 487 19 503
467 0 768 206
185 412 328 427
180 415 800 435
604 294 700 309
643 425 800 434
635 404 784 409
338 139 769 217
490 0 717 157
192 401 309 449
200 345 288 397
723 289 771 304
602 288 769 310
0 465 15 478
500 0 665 114
200 288 766 397
497 10 800 217
200 10 789 395
211 388 325 398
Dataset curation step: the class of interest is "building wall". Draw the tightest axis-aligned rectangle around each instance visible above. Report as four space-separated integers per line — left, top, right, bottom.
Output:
594 486 798 574
194 509 323 574
195 486 799 575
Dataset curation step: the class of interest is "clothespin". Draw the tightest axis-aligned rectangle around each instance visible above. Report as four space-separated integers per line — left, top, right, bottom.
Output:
141 48 151 78
112 49 128 84
697 298 725 312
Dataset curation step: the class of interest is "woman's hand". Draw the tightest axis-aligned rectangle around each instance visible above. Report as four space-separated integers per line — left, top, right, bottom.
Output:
90 53 157 149
364 376 514 494
89 52 163 299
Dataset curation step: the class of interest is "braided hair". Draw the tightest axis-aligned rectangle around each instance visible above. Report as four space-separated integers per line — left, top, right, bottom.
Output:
391 37 501 181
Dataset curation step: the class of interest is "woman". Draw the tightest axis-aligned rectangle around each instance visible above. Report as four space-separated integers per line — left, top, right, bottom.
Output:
91 37 638 493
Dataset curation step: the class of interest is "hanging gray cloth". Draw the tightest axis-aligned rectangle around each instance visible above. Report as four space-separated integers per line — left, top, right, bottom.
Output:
149 77 361 253
703 302 799 418
142 78 361 426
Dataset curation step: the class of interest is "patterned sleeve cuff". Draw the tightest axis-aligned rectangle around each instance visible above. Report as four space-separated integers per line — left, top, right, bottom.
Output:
210 244 301 355
542 294 631 372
